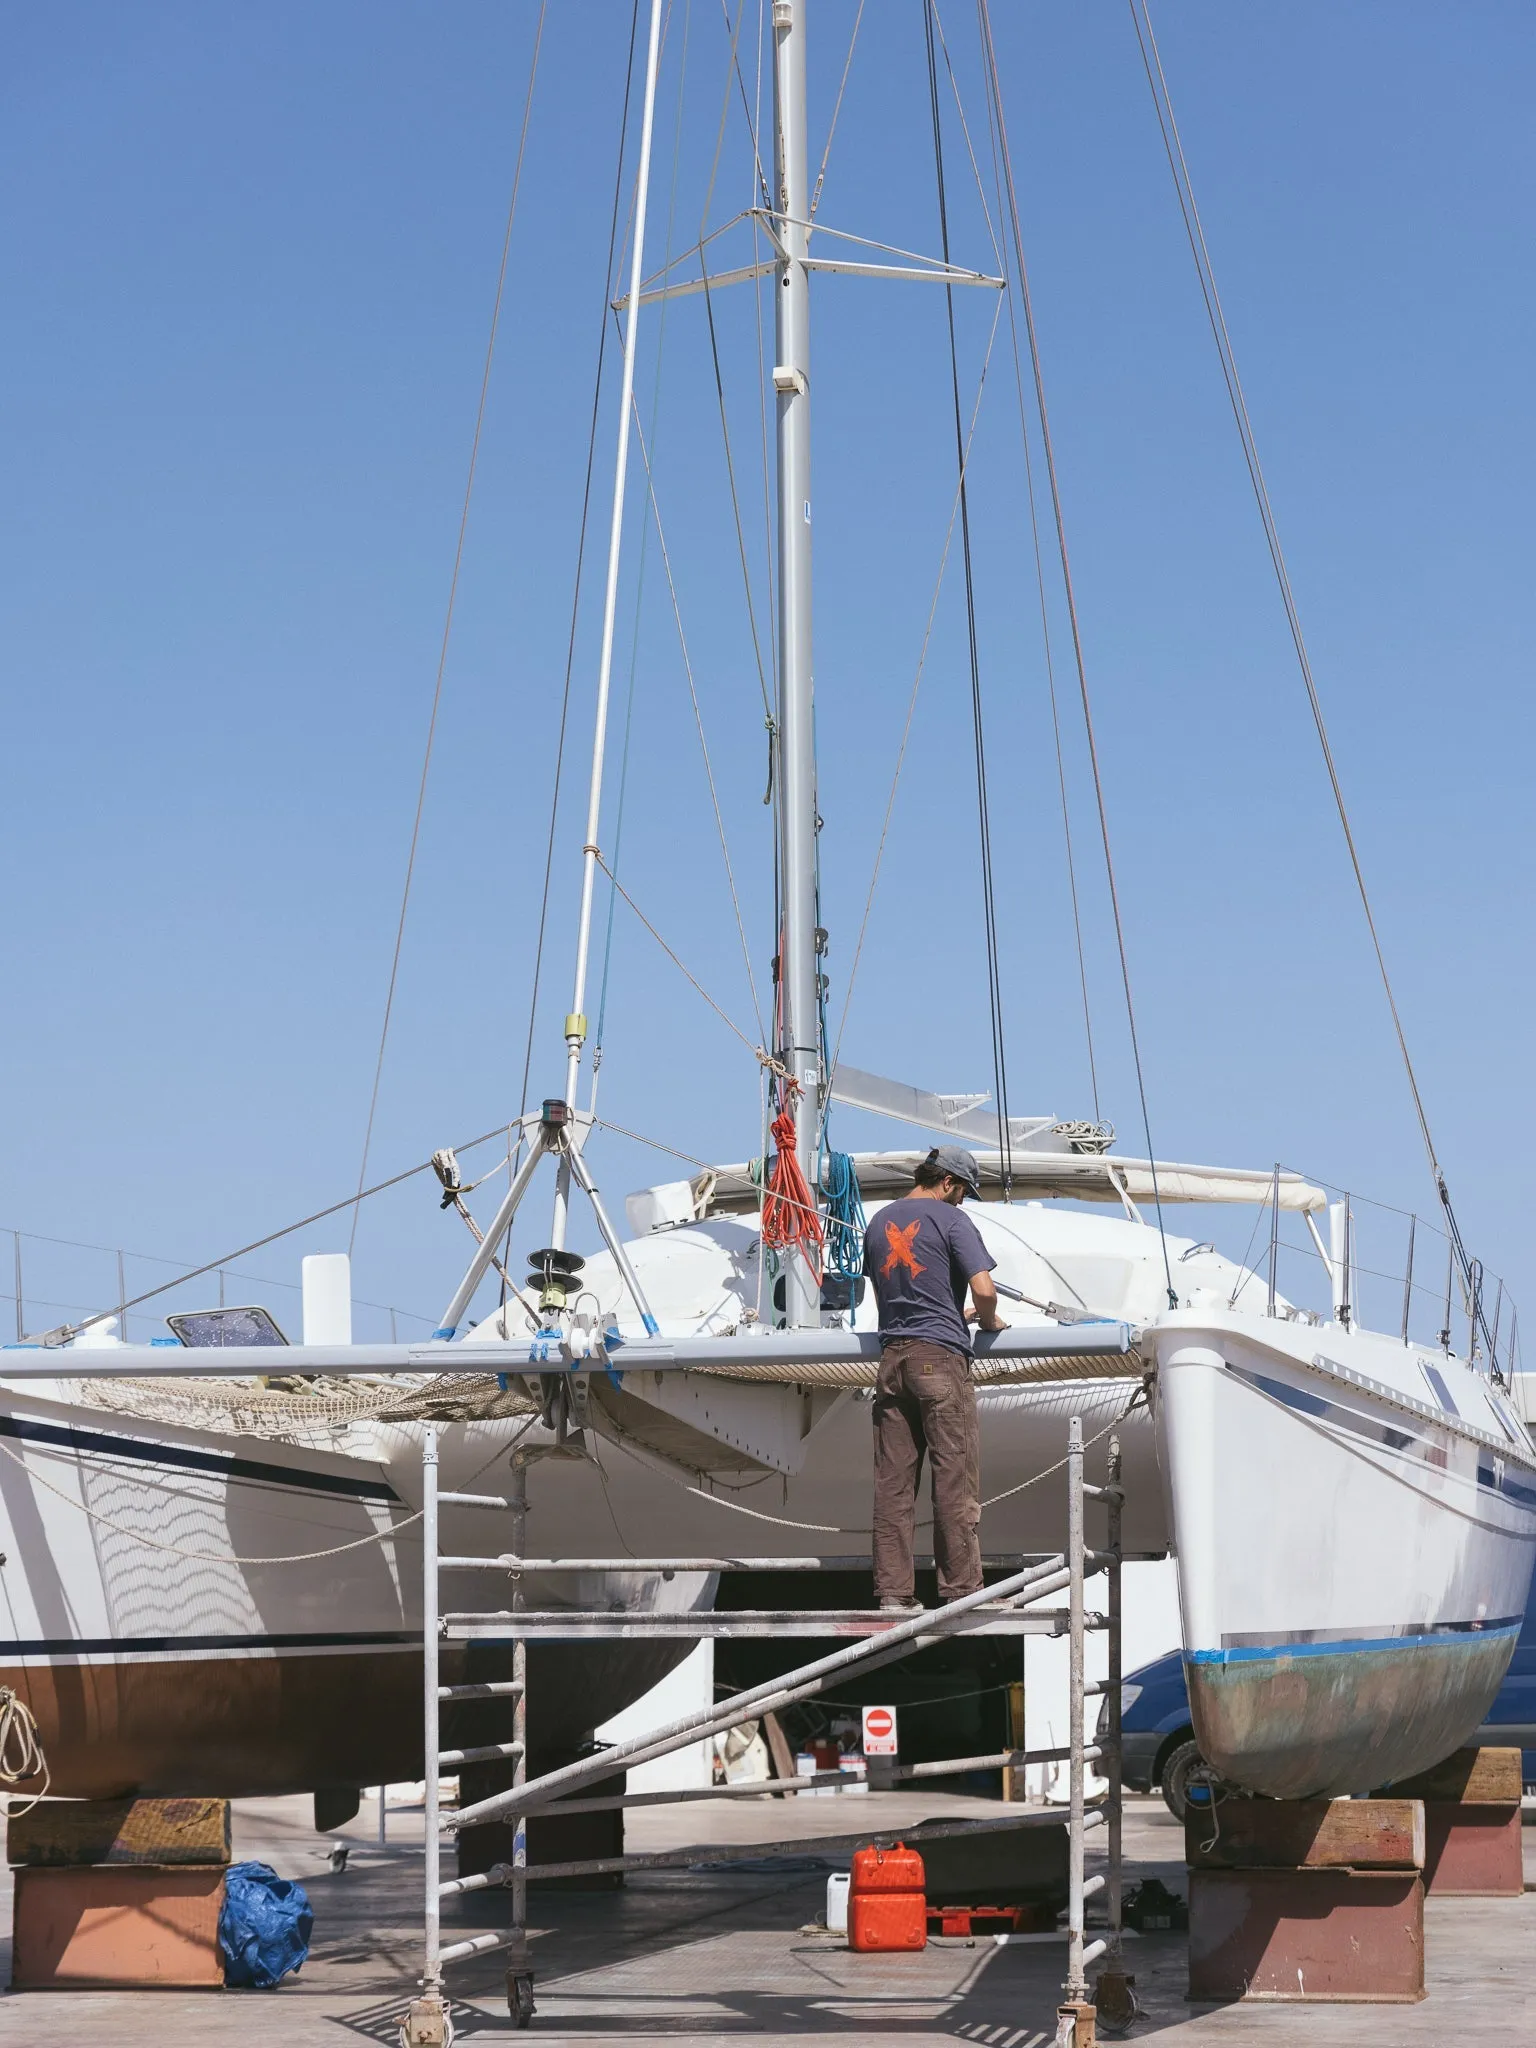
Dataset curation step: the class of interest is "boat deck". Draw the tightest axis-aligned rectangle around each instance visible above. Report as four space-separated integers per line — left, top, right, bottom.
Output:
2 1791 1530 2043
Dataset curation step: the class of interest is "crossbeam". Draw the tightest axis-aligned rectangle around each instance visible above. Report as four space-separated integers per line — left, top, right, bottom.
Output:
0 1317 1137 1380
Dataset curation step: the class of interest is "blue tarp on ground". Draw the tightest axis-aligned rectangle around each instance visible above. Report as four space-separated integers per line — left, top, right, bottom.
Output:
219 1860 314 1988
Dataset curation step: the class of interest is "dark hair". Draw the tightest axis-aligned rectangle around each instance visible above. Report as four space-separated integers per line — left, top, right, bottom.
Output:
913 1150 949 1189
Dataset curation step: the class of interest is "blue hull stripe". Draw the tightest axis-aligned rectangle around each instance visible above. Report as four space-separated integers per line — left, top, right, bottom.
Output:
1226 1362 1536 1510
1190 1619 1520 1666
0 1411 400 1504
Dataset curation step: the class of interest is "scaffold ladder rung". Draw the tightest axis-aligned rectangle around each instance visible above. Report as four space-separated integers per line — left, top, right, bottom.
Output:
438 1739 524 1768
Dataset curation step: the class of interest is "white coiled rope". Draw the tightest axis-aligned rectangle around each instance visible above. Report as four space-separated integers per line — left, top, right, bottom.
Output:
0 1686 50 1813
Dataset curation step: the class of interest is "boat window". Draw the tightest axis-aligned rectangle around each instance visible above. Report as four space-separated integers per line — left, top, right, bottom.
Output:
1482 1385 1522 1444
1419 1361 1459 1417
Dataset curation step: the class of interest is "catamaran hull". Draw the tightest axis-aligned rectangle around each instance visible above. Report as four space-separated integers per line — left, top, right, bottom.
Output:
1153 1311 1536 1797
0 1390 696 1797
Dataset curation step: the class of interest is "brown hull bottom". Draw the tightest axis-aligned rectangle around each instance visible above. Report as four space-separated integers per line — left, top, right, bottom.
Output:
1188 1632 1518 1799
2 1639 691 1800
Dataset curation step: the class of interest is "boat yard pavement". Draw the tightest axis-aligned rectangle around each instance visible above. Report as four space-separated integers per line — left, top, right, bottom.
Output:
1 1790 1532 2043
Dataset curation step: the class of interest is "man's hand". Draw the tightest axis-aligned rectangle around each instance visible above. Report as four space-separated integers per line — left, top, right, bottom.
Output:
967 1270 1007 1334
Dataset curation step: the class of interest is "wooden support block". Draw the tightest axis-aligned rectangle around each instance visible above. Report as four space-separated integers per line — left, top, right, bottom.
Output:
7 1797 230 1869
1384 1745 1522 1806
1186 1797 1423 1872
1422 1801 1524 1897
1188 1869 1424 2003
11 1866 225 1988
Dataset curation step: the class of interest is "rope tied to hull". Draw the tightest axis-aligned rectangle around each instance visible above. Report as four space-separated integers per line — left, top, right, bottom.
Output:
0 1686 50 1813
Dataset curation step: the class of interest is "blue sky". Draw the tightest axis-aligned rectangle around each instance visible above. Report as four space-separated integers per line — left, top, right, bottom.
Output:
3 3 1532 1349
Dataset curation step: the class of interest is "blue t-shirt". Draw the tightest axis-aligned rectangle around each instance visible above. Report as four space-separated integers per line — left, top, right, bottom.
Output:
862 1197 996 1357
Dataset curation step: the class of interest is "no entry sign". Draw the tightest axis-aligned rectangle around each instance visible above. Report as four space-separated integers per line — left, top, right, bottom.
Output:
861 1704 898 1756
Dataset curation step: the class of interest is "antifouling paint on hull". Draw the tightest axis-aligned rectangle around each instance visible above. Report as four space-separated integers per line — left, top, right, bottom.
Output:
1187 1630 1520 1799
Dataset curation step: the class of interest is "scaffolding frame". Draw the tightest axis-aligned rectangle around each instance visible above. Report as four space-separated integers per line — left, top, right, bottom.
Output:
405 1414 1126 2046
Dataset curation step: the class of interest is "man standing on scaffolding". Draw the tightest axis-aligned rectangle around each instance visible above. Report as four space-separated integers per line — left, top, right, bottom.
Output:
863 1145 1005 1612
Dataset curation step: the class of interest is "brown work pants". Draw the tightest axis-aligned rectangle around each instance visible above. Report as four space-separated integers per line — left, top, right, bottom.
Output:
872 1338 982 1604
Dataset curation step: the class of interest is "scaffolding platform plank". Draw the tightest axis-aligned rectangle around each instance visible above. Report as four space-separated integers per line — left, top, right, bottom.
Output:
442 1605 1086 1641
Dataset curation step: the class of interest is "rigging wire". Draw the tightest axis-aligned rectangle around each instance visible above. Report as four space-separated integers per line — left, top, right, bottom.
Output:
809 0 867 219
623 399 767 1037
952 4 1101 1115
513 0 645 1141
826 296 1004 1095
35 1122 516 1345
1123 0 1497 1362
977 0 1176 1308
924 0 1014 1198
592 854 769 1069
348 6 547 1255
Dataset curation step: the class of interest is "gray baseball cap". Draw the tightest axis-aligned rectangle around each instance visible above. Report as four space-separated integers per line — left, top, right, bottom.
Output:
927 1145 983 1197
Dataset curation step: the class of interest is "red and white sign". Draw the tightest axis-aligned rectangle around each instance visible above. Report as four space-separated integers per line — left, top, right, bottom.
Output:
861 1704 898 1756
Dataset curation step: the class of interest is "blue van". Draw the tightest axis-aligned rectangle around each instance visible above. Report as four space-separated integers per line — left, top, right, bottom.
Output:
1113 1603 1536 1818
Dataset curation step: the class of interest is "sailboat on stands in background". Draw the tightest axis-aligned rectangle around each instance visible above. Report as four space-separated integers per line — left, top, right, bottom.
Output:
3 0 1530 1808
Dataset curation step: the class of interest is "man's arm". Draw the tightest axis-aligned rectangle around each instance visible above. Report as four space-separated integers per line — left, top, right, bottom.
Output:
967 1269 1006 1332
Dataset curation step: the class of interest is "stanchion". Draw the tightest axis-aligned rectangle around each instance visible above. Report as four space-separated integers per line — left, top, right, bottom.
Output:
1093 1433 1136 2032
506 1453 534 2027
403 1423 451 2046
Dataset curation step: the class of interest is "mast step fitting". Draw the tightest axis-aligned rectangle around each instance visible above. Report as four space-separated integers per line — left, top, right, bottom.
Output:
772 364 808 396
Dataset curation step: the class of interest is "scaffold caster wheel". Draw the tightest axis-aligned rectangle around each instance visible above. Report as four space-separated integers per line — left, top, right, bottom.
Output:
400 1992 454 2047
507 1970 536 2029
1093 1968 1140 2037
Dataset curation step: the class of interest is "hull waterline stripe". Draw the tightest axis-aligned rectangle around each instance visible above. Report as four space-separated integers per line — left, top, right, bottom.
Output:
0 1412 400 1503
1190 1618 1520 1665
0 1628 421 1657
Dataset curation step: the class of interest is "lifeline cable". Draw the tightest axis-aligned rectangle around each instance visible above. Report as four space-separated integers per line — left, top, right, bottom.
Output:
0 1430 426 1563
1125 0 1501 1370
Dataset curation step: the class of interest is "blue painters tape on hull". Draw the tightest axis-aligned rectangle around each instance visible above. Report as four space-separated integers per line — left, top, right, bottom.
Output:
1188 1618 1521 1666
1186 1622 1521 1797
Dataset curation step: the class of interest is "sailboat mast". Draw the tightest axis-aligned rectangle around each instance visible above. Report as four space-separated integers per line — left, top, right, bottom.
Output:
772 0 822 1329
549 0 665 1249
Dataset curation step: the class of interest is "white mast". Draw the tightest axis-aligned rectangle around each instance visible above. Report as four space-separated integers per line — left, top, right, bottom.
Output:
552 0 666 1252
771 0 822 1328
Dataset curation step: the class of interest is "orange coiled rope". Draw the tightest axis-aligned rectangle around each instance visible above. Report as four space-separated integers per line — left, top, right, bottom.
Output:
761 1105 824 1282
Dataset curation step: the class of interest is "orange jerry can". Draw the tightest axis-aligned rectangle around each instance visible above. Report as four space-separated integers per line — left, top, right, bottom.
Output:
848 1841 927 1952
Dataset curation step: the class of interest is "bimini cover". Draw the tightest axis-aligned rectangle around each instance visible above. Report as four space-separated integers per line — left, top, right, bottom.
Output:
220 1861 314 1988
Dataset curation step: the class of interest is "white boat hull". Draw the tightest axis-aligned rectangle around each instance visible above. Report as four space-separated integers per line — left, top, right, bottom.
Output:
1153 1309 1536 1796
0 1387 698 1797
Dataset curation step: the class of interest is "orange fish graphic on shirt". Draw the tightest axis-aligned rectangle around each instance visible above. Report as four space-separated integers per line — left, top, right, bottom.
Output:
881 1219 925 1279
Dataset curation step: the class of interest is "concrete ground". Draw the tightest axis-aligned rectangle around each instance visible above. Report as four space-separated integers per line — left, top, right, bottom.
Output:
2 1789 1534 2043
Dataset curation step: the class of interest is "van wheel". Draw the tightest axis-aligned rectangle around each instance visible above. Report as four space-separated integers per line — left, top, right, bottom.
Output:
1159 1738 1204 1822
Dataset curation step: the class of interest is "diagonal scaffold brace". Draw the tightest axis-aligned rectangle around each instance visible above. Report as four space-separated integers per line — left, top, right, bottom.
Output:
411 1409 1125 2043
